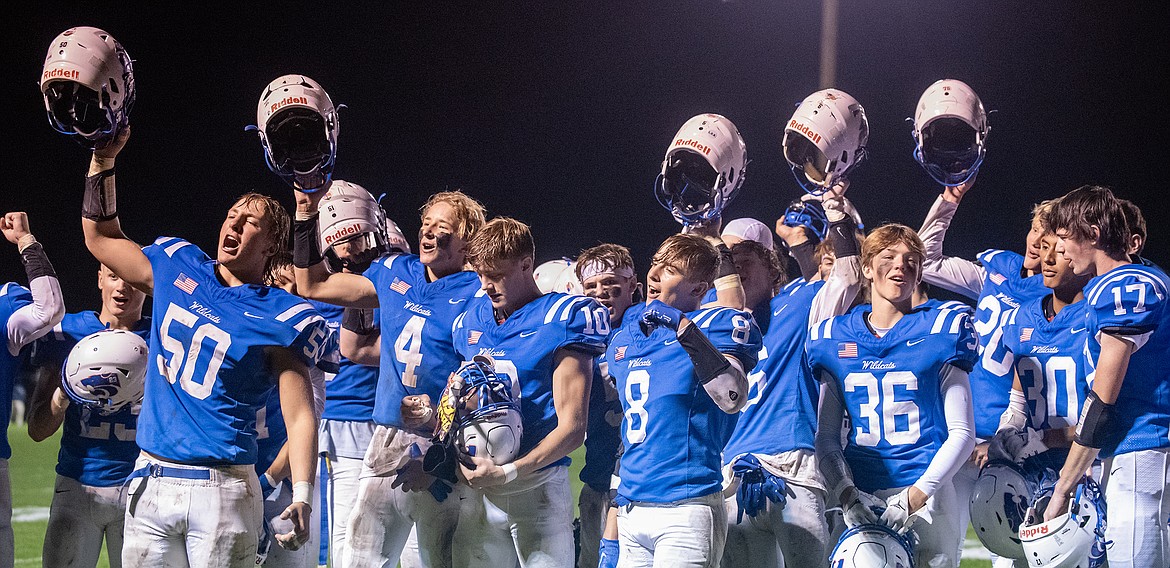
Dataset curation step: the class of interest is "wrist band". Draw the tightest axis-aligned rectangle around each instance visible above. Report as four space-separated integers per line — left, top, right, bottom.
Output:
342 308 377 334
501 463 518 483
292 481 313 505
677 323 731 384
82 168 118 222
20 241 57 281
714 274 741 291
293 216 324 268
827 216 859 258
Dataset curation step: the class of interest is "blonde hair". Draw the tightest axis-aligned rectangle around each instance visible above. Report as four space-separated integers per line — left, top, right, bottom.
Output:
650 234 718 283
419 191 487 241
465 217 534 270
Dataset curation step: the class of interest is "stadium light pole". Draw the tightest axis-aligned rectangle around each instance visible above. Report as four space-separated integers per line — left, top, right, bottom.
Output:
819 0 839 88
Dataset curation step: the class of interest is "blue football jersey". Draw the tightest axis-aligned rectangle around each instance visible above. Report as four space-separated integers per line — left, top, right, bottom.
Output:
139 238 331 466
610 302 762 503
0 282 33 459
363 254 481 428
33 311 150 486
1001 298 1090 431
453 293 609 461
807 304 977 493
255 385 286 474
724 279 824 462
1083 264 1170 458
311 300 379 423
969 249 1050 438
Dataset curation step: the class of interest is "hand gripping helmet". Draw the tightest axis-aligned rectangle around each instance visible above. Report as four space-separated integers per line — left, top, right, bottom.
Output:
453 357 523 465
970 460 1044 560
1019 476 1108 568
317 180 393 272
829 523 915 568
40 27 135 146
783 89 868 196
912 79 988 186
254 74 339 192
654 114 748 226
782 197 831 241
534 258 583 295
60 329 148 414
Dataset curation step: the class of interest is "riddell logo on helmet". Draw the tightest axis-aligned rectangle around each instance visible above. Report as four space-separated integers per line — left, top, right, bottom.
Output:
324 224 362 245
1019 525 1049 539
43 68 80 81
789 120 822 145
674 138 711 155
270 96 309 114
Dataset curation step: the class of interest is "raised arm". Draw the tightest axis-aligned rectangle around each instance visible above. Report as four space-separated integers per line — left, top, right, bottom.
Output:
339 308 381 366
290 190 378 307
917 181 985 299
808 197 863 328
4 213 65 353
80 128 153 295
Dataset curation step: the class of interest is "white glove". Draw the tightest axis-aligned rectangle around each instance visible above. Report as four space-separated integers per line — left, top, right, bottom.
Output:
880 488 914 534
989 427 1048 463
842 488 883 528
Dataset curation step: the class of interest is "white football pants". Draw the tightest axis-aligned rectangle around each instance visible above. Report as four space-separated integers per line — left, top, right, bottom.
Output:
43 475 127 567
722 481 829 567
456 465 575 568
1101 447 1170 568
617 492 727 568
261 479 322 568
874 483 963 568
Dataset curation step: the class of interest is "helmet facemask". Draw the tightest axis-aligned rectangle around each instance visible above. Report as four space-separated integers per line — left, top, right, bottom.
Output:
655 151 723 225
264 107 334 191
324 231 384 273
784 134 833 186
920 117 983 186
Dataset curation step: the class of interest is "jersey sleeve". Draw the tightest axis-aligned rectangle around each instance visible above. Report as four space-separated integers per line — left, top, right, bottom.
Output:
694 307 763 370
1086 268 1167 348
551 296 609 356
941 310 979 373
976 249 1024 282
270 300 335 370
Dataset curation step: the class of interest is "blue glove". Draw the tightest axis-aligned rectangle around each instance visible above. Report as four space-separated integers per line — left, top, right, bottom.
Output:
428 478 453 503
640 300 683 335
259 472 278 500
731 454 787 523
598 538 620 568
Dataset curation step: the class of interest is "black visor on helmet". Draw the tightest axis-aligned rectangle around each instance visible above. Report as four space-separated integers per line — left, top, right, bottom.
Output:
266 107 330 175
784 135 830 182
922 118 980 175
658 151 719 217
44 81 113 142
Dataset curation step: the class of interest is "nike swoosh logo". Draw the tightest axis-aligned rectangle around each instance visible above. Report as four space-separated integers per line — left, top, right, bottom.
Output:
520 331 538 338
1071 328 1086 334
906 338 926 347
449 298 467 305
665 339 678 346
243 312 264 319
773 305 787 317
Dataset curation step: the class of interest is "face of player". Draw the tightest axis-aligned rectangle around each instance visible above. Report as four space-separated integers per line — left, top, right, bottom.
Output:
818 251 836 281
218 200 276 279
331 234 371 263
1023 214 1044 271
1054 228 1095 277
98 264 145 321
862 241 922 307
582 272 638 326
419 201 468 275
1039 233 1087 293
646 261 706 313
733 248 775 309
476 256 534 311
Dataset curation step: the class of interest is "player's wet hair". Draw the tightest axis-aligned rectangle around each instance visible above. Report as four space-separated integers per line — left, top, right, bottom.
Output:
420 190 487 242
231 192 290 284
1048 185 1130 260
651 234 718 283
730 239 786 289
575 243 636 281
861 223 926 271
466 217 534 271
1119 198 1147 256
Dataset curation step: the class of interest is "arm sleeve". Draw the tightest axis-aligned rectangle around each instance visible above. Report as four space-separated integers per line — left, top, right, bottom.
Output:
6 276 65 357
788 240 821 282
917 195 986 299
809 256 861 330
912 364 975 497
701 353 749 414
814 375 854 497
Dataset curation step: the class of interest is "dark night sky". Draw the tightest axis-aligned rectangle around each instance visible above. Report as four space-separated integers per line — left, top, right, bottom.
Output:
3 2 1167 311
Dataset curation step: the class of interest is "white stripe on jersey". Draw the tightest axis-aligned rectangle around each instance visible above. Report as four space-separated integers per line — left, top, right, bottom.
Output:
545 295 576 324
812 317 833 340
275 303 313 323
0 282 11 297
163 240 191 258
294 315 325 333
52 322 64 341
1086 268 1168 305
559 297 588 322
977 249 1005 265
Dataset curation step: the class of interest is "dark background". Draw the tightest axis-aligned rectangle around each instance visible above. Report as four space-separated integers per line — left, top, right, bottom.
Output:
3 2 1166 310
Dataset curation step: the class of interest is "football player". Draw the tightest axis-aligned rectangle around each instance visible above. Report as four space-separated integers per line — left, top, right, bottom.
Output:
607 233 761 567
810 224 977 568
572 244 640 568
80 129 327 567
445 218 606 568
292 184 485 568
0 211 65 565
26 264 149 568
1043 186 1170 568
722 196 863 567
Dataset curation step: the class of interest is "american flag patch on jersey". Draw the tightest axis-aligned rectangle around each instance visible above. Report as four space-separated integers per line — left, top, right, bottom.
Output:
1020 327 1034 342
390 279 411 295
173 273 198 294
989 272 1006 285
468 330 482 345
837 342 858 358
614 345 627 361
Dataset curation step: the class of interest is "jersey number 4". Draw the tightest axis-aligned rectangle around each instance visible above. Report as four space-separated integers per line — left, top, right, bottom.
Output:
844 371 921 446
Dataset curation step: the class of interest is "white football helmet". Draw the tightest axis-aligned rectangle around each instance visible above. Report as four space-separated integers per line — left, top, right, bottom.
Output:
453 357 523 465
783 89 868 195
829 523 915 568
61 329 148 414
385 218 411 255
40 26 135 146
317 180 394 272
1019 476 1108 568
970 460 1041 559
534 258 582 295
254 74 339 192
654 114 748 226
913 79 988 186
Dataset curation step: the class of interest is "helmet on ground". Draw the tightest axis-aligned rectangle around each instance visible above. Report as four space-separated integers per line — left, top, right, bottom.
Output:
829 523 915 568
654 114 747 226
254 74 339 192
913 79 988 186
535 258 582 295
783 89 868 195
317 180 392 272
453 356 523 465
40 26 135 146
60 329 148 413
1019 475 1107 568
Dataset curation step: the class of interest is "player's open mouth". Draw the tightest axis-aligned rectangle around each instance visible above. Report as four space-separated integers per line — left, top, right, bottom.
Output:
222 234 241 254
112 296 129 307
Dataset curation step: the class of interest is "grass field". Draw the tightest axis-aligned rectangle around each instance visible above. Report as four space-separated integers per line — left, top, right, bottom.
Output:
6 424 992 567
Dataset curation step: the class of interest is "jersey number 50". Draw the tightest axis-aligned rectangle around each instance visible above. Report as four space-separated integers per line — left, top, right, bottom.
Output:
158 303 232 400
